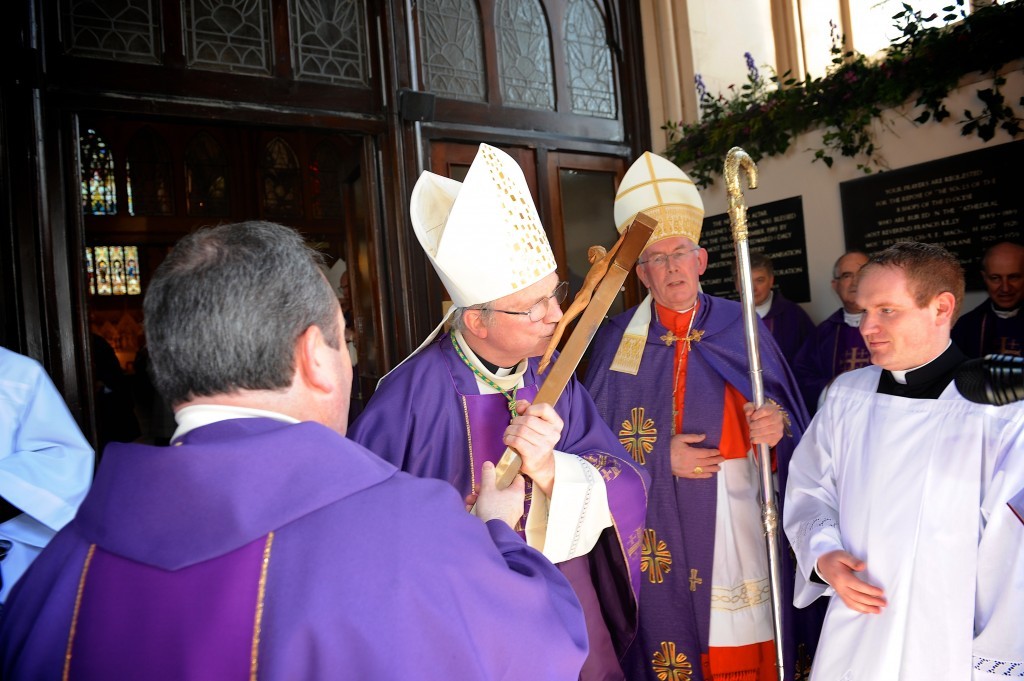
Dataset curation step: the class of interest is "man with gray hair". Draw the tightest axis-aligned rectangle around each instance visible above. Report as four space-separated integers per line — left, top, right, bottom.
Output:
351 144 648 681
951 241 1024 357
791 250 871 413
734 251 814 363
0 220 589 680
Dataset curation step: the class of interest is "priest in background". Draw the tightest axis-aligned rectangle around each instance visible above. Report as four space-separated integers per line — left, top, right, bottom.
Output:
350 144 648 681
791 250 871 413
951 240 1024 357
738 251 814 364
785 241 1024 680
0 220 590 680
584 151 814 681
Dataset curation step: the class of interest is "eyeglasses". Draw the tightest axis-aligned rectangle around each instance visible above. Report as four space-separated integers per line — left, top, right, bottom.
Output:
483 281 569 322
638 247 700 270
834 272 857 282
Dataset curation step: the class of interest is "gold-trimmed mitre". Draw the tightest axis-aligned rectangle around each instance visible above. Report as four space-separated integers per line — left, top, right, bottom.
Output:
614 152 704 246
410 143 556 307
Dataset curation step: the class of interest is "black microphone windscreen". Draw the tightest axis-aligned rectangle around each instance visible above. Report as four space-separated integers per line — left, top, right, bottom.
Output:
954 358 989 404
954 354 1024 406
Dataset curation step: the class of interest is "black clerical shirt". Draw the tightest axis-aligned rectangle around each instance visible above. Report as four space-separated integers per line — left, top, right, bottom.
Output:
876 343 967 399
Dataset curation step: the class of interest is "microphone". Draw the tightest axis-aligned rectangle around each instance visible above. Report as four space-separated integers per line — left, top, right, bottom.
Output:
954 354 1024 406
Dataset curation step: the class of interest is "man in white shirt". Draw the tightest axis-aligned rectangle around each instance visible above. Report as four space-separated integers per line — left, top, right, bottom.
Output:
784 241 1024 680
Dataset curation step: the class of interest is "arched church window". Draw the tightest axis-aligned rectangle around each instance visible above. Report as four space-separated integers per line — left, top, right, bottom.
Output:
184 0 272 75
308 141 345 220
184 132 230 217
66 0 160 64
496 0 555 110
418 0 487 102
291 0 370 87
80 128 117 216
126 127 174 216
262 137 302 218
565 0 617 119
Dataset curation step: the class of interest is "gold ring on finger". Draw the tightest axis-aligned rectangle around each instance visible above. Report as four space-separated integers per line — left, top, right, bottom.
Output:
693 466 703 475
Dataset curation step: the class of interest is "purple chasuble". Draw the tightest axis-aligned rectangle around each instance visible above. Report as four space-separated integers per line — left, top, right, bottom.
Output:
70 536 269 680
584 294 817 681
0 418 590 680
350 337 649 678
951 299 1024 358
792 309 871 414
762 291 815 363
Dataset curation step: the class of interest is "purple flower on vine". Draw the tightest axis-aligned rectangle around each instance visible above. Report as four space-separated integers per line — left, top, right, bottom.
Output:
745 52 760 83
695 74 708 101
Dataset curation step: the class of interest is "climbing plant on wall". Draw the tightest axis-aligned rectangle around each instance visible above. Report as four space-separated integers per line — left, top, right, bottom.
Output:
664 0 1024 187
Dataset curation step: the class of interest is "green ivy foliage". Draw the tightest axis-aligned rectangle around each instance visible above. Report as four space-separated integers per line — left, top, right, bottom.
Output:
663 1 1024 187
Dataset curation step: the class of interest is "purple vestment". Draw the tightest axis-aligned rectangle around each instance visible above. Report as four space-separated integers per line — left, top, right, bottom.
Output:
761 291 815 363
791 309 872 414
0 418 589 680
349 337 649 680
951 299 1024 358
583 294 818 681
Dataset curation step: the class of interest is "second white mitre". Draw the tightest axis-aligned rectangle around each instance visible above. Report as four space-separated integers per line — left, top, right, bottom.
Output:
614 150 704 245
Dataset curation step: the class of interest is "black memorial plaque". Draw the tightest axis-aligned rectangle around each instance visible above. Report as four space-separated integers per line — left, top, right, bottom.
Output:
700 196 810 302
841 140 1023 289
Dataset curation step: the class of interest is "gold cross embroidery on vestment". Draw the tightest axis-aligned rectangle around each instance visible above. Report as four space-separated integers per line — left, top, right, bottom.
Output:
689 568 702 592
661 329 704 351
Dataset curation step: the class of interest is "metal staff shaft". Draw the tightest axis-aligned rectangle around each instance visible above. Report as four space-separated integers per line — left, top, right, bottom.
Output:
724 147 785 681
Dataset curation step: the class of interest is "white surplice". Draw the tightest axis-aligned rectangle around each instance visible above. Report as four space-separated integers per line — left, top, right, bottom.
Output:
784 366 1024 681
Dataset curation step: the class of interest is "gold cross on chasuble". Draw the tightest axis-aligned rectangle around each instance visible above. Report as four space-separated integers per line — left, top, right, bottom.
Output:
841 347 871 373
661 329 704 351
689 568 702 592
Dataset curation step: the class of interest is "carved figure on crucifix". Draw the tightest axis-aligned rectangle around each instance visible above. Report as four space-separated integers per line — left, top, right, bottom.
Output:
538 231 627 373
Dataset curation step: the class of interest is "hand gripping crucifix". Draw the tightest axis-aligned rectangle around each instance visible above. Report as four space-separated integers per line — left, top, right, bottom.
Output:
491 212 657 489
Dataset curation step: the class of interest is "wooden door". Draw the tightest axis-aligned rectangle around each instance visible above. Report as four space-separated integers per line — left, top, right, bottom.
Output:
546 152 638 317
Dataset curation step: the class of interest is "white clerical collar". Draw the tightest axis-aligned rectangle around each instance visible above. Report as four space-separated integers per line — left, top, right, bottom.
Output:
843 310 864 327
991 301 1020 319
452 328 527 391
889 340 952 385
673 302 697 315
172 404 300 442
755 291 773 319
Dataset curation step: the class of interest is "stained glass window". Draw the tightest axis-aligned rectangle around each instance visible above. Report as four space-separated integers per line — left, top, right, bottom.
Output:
496 0 555 110
93 246 112 295
565 0 617 118
86 245 142 295
262 138 302 218
126 127 174 216
81 128 117 215
109 246 127 294
291 0 369 87
85 247 96 295
66 0 161 64
125 246 142 294
184 0 272 75
419 0 487 102
185 132 230 217
309 141 344 220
